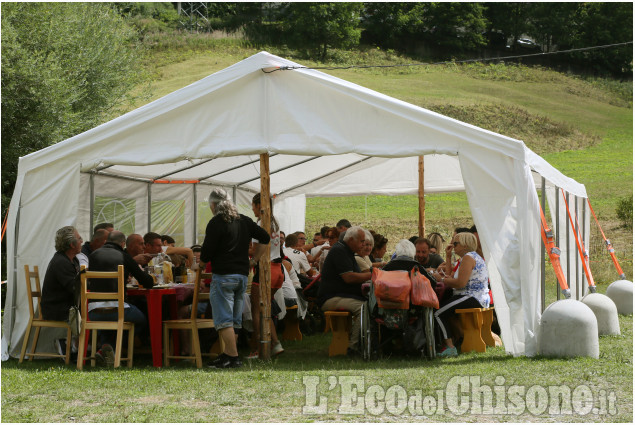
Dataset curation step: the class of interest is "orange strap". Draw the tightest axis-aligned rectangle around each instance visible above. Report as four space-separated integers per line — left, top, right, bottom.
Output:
587 198 626 279
561 190 595 289
0 207 8 243
539 203 569 294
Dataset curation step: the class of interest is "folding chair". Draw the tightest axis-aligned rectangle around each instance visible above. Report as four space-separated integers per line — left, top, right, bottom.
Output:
19 265 72 364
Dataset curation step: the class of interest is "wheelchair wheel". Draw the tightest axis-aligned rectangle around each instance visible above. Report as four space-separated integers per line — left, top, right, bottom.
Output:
424 307 436 359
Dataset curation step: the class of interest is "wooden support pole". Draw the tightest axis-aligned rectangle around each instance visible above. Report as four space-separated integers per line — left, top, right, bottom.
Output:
418 156 425 237
258 153 272 360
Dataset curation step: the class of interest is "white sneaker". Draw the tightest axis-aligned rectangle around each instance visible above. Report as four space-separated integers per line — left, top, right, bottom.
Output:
272 342 284 356
246 351 259 360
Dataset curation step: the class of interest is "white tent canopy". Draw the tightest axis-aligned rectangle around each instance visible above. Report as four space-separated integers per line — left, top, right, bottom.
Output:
3 51 589 360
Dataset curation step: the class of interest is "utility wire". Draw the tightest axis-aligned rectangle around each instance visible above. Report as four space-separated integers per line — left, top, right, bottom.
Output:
262 41 633 73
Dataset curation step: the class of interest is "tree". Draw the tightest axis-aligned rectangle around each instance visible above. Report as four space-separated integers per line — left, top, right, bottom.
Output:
282 3 364 60
1 3 144 218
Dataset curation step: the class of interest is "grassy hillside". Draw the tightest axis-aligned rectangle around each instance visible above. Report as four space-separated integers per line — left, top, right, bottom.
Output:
132 42 633 283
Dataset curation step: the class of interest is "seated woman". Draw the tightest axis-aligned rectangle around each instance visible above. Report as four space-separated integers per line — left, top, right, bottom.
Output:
382 239 434 282
432 232 490 357
317 227 339 271
355 229 374 272
427 232 445 255
370 232 388 267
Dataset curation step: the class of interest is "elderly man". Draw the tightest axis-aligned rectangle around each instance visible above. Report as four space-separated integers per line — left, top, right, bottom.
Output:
76 228 109 268
41 226 83 321
414 237 444 270
40 226 83 357
318 226 371 355
200 188 270 369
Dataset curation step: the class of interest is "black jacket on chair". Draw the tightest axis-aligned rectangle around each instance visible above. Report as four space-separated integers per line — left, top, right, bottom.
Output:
88 242 154 297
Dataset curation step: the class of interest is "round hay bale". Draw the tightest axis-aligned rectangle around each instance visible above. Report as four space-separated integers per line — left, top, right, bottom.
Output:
606 280 633 315
581 293 620 335
539 299 599 359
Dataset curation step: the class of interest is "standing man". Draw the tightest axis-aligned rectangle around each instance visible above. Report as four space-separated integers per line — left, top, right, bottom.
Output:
200 188 270 369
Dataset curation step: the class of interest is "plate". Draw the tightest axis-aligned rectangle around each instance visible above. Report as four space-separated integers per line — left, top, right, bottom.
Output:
152 283 171 289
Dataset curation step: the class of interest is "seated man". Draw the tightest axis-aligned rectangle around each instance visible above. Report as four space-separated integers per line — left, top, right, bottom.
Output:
77 228 110 268
88 231 154 359
283 233 315 277
144 232 194 268
318 226 371 355
336 219 352 242
414 237 444 270
41 226 83 355
125 233 152 266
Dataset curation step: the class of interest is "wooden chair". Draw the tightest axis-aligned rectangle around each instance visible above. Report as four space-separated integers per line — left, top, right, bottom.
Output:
324 311 350 356
162 270 216 368
19 265 72 364
76 265 134 369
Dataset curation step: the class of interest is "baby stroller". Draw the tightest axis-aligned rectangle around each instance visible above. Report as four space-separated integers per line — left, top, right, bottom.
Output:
362 264 437 360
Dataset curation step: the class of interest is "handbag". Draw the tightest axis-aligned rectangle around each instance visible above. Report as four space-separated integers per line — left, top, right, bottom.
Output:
67 305 81 338
409 266 439 309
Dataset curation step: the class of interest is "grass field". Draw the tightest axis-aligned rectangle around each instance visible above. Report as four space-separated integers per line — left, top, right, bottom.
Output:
2 41 632 422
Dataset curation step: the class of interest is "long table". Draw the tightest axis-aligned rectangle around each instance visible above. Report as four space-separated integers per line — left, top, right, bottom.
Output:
128 284 195 367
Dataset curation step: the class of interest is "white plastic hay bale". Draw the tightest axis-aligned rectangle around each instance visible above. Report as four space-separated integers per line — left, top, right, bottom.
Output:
539 299 599 359
581 293 620 336
606 280 633 315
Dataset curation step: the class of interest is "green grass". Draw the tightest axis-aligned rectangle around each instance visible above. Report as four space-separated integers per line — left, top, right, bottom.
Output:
2 311 632 422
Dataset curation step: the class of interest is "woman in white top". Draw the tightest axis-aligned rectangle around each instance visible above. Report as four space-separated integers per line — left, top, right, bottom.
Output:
432 232 490 357
249 193 285 358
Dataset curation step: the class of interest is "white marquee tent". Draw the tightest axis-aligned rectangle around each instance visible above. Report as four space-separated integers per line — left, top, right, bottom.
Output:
2 52 590 360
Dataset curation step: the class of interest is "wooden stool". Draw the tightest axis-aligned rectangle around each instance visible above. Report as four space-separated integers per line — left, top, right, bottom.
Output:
480 307 496 347
324 311 350 356
282 305 302 341
455 308 486 353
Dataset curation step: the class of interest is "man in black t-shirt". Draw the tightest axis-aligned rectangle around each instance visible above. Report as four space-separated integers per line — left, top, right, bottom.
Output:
200 188 270 368
318 226 371 354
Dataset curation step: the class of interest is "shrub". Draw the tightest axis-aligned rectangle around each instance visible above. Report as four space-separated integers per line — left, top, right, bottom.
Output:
616 196 633 228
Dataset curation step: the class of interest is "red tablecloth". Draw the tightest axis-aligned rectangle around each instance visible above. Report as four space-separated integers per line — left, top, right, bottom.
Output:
127 284 195 367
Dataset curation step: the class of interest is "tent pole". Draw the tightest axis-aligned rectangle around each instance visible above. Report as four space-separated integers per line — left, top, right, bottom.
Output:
89 173 95 236
258 153 272 360
555 185 560 301
418 156 425 237
540 178 546 312
581 197 587 296
147 183 152 234
192 183 197 244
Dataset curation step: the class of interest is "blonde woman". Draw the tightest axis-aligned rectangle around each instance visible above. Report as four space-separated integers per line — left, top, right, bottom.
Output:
432 232 489 357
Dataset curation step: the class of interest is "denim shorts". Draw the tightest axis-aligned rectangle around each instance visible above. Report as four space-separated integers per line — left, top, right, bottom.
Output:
209 273 247 330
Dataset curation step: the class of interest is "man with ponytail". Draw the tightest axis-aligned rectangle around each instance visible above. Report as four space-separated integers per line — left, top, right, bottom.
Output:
200 188 270 368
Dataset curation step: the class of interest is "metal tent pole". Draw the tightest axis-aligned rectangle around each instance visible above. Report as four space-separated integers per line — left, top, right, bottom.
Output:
540 177 546 312
555 185 560 301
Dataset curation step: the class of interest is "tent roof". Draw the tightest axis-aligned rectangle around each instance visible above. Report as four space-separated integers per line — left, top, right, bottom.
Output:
17 51 586 198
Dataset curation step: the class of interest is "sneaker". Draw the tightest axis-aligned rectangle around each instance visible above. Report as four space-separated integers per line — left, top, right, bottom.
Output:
96 344 115 366
208 353 242 369
246 351 259 360
272 342 284 356
438 346 458 358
